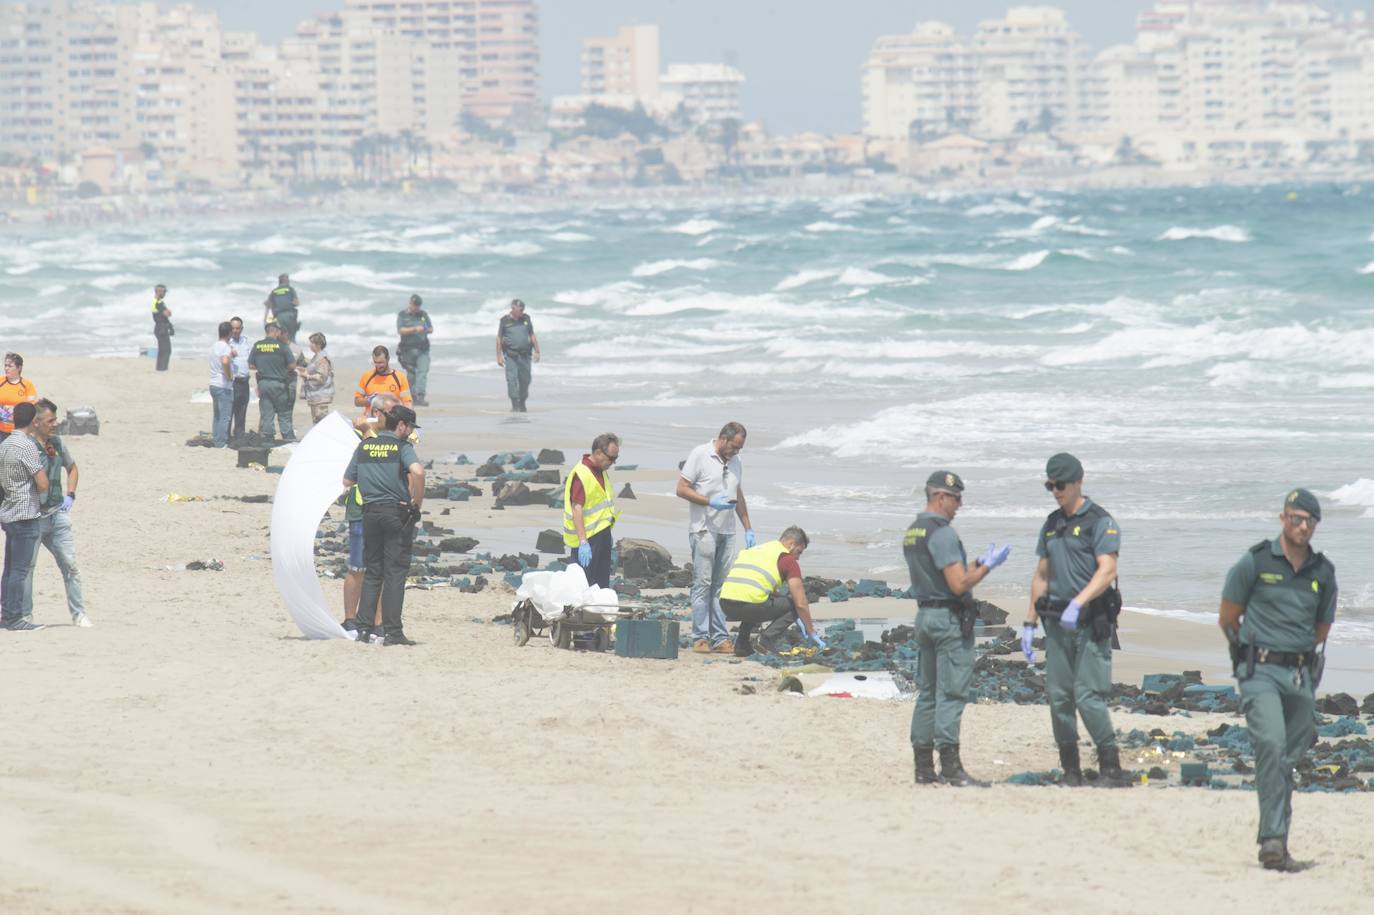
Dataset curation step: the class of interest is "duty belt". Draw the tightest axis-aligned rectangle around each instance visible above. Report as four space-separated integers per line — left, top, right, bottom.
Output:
1254 648 1312 668
918 599 959 610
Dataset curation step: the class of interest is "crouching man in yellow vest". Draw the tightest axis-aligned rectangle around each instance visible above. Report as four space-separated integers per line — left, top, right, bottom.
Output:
719 526 826 657
562 432 622 588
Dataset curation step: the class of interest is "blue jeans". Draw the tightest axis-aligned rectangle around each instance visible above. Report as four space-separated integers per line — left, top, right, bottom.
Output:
210 384 234 446
22 510 85 619
689 529 735 644
1 517 42 624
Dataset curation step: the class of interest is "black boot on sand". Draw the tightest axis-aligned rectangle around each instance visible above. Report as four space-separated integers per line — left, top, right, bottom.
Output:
938 745 987 787
913 746 938 784
1096 745 1134 787
1058 742 1083 786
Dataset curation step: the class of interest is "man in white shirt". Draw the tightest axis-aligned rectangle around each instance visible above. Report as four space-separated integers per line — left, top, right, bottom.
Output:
209 322 235 448
676 422 754 654
227 315 252 441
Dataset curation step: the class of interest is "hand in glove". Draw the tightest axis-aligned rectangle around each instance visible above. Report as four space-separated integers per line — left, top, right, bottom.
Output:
1021 624 1036 663
809 631 828 650
1060 599 1082 630
61 495 75 512
979 543 1011 570
577 542 592 568
744 528 756 548
708 496 736 511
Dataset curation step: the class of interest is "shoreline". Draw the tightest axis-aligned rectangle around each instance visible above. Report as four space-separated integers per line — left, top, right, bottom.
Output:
2 354 1372 912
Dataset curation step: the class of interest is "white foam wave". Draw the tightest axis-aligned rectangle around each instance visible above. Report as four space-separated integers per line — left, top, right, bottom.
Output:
1157 225 1251 243
5 264 41 275
88 273 146 290
834 267 898 286
402 225 453 239
1042 322 1374 369
553 281 643 307
774 268 838 291
1329 479 1374 517
149 257 221 271
998 215 1060 238
292 263 416 292
664 218 725 236
1358 261 1374 275
1005 250 1050 271
39 284 66 296
550 231 593 242
248 234 310 255
805 221 855 233
631 258 722 278
964 199 1043 217
904 250 1049 272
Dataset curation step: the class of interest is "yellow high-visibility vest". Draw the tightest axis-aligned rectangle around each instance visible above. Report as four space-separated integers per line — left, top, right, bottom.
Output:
720 540 790 604
562 462 619 547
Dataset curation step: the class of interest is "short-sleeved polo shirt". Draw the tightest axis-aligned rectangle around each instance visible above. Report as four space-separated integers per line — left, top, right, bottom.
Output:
397 309 433 353
39 434 75 516
1036 497 1120 602
248 338 294 382
498 314 535 354
680 441 742 535
345 430 419 505
903 512 966 602
1222 538 1337 652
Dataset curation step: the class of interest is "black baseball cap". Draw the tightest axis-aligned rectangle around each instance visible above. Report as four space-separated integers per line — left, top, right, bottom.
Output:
388 405 420 428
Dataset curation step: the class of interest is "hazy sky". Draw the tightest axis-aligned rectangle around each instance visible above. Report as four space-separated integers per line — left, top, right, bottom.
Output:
192 1 1373 132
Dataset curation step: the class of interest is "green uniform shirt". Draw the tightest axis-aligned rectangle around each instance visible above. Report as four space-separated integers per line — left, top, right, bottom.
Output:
345 430 419 505
498 313 534 354
268 285 298 319
344 428 370 521
902 511 966 602
39 434 74 515
1222 539 1337 652
397 309 433 353
1035 497 1120 602
248 337 294 382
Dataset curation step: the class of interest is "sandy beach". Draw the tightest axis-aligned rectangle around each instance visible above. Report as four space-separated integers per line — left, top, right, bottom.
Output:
2 355 1371 914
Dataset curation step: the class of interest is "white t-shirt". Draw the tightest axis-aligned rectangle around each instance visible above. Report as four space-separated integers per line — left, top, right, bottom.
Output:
209 340 234 389
680 441 742 534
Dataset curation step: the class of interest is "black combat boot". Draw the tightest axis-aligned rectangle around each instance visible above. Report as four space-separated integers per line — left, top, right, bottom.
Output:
937 744 987 787
1058 742 1083 787
1097 745 1134 787
913 746 938 784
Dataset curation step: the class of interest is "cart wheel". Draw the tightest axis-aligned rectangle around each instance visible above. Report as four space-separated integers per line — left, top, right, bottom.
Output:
551 621 572 650
593 627 611 652
513 608 531 646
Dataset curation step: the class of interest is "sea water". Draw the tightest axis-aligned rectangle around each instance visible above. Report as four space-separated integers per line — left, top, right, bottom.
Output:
4 183 1373 649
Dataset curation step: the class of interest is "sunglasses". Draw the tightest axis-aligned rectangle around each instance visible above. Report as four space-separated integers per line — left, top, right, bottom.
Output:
1283 513 1317 529
940 490 962 504
1044 480 1070 492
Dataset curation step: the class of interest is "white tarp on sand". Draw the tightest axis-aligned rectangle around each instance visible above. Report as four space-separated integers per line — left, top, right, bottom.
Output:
271 411 356 640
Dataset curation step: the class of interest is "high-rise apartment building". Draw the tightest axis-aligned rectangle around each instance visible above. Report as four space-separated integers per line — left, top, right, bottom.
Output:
861 22 975 141
973 6 1087 136
340 0 538 122
581 24 660 101
660 63 744 123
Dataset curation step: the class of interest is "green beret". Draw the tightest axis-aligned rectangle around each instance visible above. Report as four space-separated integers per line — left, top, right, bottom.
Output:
1045 452 1084 483
1284 488 1321 521
926 470 965 493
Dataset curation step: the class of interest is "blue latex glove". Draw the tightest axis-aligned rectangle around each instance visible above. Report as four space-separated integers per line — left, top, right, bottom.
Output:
744 528 756 548
1060 599 1082 630
577 542 592 568
979 543 1011 570
1021 624 1036 663
708 496 736 511
810 632 828 650
60 495 75 512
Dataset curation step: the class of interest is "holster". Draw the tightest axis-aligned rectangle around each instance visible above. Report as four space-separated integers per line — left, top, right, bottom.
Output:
955 594 977 642
1310 648 1326 691
1086 589 1122 644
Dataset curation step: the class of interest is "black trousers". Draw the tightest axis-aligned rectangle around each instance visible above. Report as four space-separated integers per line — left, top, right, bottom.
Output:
568 527 613 589
722 595 797 646
358 502 415 636
155 333 171 371
231 377 250 440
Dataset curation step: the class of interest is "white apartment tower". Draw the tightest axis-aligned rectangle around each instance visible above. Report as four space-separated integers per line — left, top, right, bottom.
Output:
861 22 976 141
582 24 660 101
973 6 1087 136
659 63 745 123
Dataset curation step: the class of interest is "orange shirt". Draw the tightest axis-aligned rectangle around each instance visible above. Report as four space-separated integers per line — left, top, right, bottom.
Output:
0 377 38 433
355 367 412 407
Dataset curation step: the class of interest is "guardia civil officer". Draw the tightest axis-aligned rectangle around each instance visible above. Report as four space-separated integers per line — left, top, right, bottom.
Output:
904 471 1011 786
1218 488 1336 872
341 405 425 646
263 273 301 341
247 321 296 441
1023 452 1129 786
396 294 433 406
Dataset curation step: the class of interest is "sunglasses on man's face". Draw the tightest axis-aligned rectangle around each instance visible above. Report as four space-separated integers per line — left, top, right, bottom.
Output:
1044 480 1069 492
1284 513 1317 529
941 490 962 504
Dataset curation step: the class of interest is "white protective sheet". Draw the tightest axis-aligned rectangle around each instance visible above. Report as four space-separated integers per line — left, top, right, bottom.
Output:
271 411 357 640
515 565 619 622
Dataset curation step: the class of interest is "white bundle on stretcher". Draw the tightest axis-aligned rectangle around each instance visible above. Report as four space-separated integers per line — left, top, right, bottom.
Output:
515 565 619 622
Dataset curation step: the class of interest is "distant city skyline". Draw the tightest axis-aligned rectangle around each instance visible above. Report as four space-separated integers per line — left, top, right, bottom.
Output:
149 0 1173 132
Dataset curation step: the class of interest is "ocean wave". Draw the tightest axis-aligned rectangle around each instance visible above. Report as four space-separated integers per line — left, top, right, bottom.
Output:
292 262 416 292
763 338 1038 361
774 268 837 291
805 221 856 233
834 267 898 286
964 199 1043 217
248 234 310 255
401 225 453 239
88 273 146 290
1358 260 1374 275
550 231 594 242
149 257 222 271
39 284 66 296
1041 321 1374 369
553 280 643 307
663 218 725 236
1329 479 1374 517
997 215 1060 238
903 250 1050 272
5 263 41 275
1157 225 1251 243
630 258 723 278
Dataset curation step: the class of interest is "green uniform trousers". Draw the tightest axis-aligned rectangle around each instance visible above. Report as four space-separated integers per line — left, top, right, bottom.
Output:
257 379 295 440
1238 663 1315 843
909 606 973 750
1044 616 1117 750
